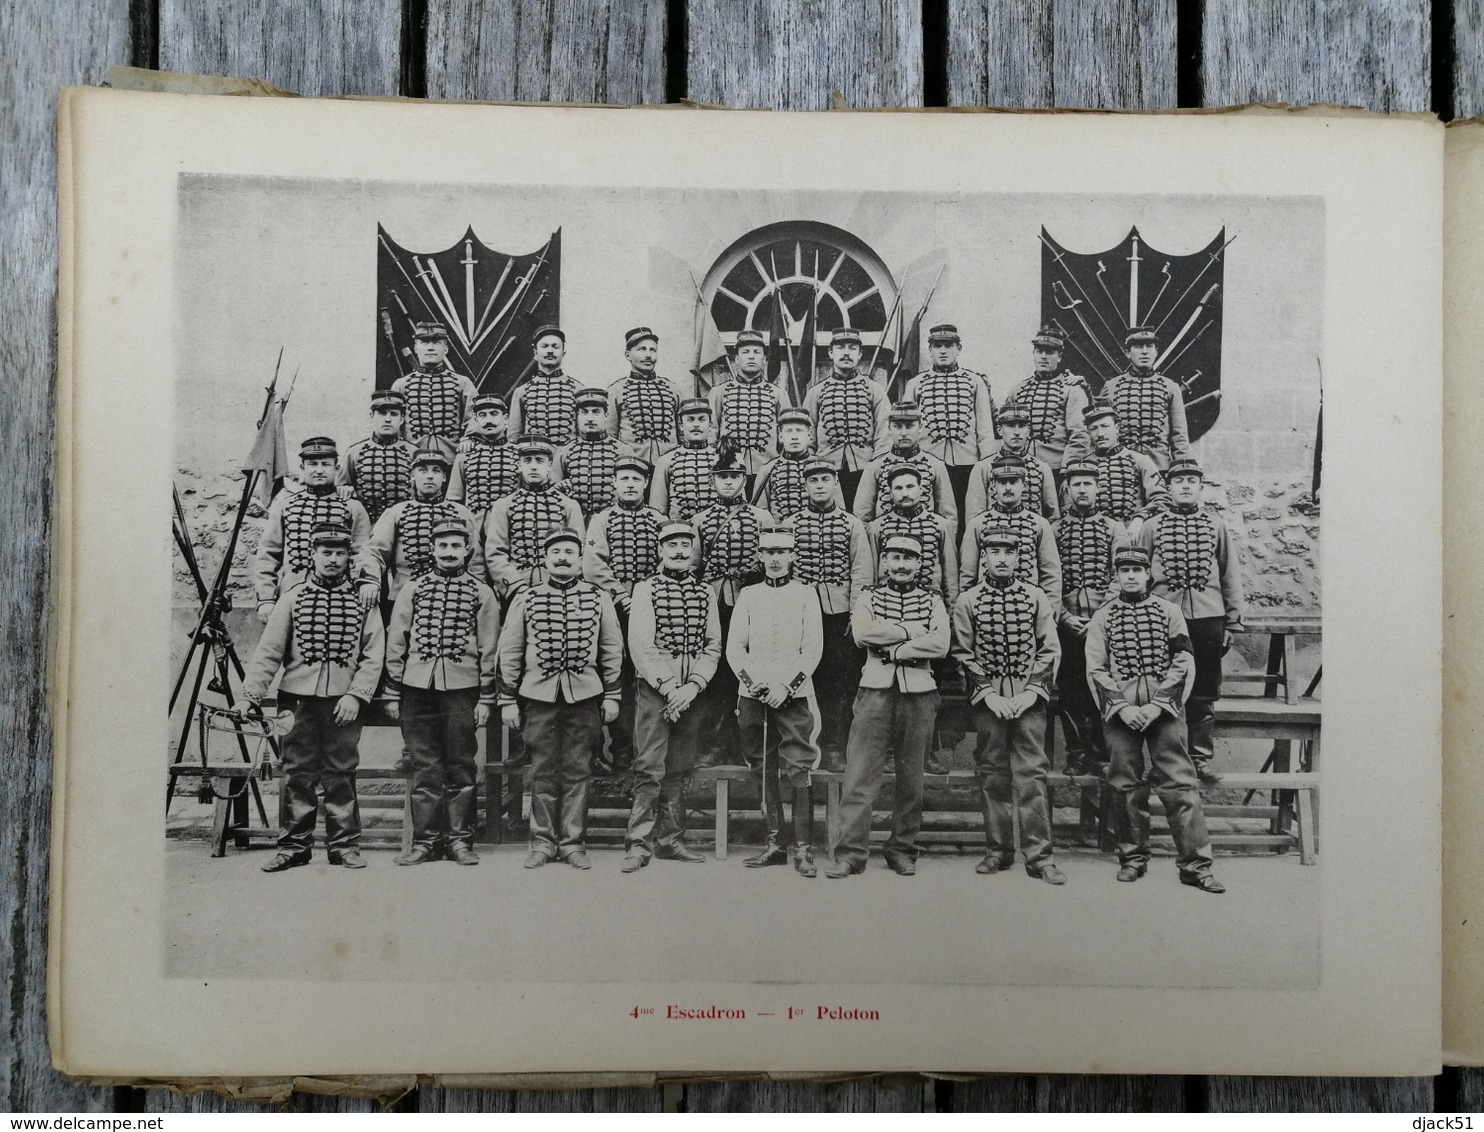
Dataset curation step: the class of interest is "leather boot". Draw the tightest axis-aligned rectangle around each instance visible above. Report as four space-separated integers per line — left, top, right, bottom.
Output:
791 785 816 876
446 784 479 864
743 837 790 867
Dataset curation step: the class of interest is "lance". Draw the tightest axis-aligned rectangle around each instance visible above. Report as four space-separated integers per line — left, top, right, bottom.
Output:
1143 262 1174 327
885 261 946 393
1039 231 1123 347
257 346 284 428
864 290 904 385
470 255 515 344
1156 284 1219 370
380 309 405 379
1127 233 1142 326
473 238 551 353
378 231 441 322
462 239 477 339
1160 318 1213 375
1052 282 1121 378
475 333 521 393
1095 261 1126 330
1155 235 1234 333
282 365 300 407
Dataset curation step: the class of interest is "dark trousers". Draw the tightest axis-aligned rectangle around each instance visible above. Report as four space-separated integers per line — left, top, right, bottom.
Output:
608 605 636 767
836 687 939 867
1057 623 1106 768
1186 616 1226 763
695 600 742 764
839 467 864 510
972 701 1054 871
626 682 704 858
400 685 480 853
276 693 363 855
1104 710 1214 878
816 612 864 753
524 695 603 857
738 694 820 845
946 464 973 541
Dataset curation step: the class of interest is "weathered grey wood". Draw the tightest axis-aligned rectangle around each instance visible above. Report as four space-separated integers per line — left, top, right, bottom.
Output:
1203 0 1431 112
685 1079 926 1112
145 1089 382 1113
1458 0 1484 117
421 1085 665 1112
947 0 1177 109
1458 1068 1484 1108
0 0 134 1113
687 0 924 109
157 0 403 96
1207 1077 1436 1112
426 0 667 103
951 1076 1186 1112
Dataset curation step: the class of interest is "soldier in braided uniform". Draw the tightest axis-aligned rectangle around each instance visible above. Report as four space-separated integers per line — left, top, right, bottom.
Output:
1102 326 1192 471
651 398 719 521
692 451 772 766
340 390 415 524
709 329 789 483
827 534 950 879
244 522 384 872
1136 458 1244 785
447 393 518 515
1086 545 1224 893
384 519 500 866
1082 402 1168 535
622 521 722 872
951 526 1065 884
1053 458 1130 776
482 434 586 601
853 401 958 530
508 325 582 449
903 323 999 520
803 327 891 508
609 325 687 465
584 455 665 773
390 322 479 460
867 465 958 610
753 408 838 522
1003 324 1092 471
252 437 373 624
498 528 624 871
728 528 825 878
965 405 1059 521
959 456 1062 611
554 387 622 520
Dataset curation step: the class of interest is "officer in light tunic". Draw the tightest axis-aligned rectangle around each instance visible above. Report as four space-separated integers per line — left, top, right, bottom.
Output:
1053 458 1129 776
391 322 480 460
253 437 373 623
952 526 1065 885
609 325 686 464
1102 326 1192 471
499 528 624 871
728 528 824 878
384 519 500 866
965 405 1059 521
554 386 622 520
340 389 416 524
709 328 789 481
1003 324 1093 470
244 521 384 872
1136 457 1245 785
959 455 1061 612
623 521 722 872
753 407 830 522
508 325 582 449
803 327 891 507
482 433 586 601
1083 402 1169 533
827 533 949 879
651 398 719 521
447 393 519 515
1085 545 1224 893
852 401 958 529
903 322 999 517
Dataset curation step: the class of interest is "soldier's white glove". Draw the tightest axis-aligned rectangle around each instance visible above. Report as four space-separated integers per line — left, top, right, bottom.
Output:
256 601 274 624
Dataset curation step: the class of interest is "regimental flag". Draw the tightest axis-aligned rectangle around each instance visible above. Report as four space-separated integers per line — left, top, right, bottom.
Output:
1040 226 1227 441
377 225 561 399
242 393 290 509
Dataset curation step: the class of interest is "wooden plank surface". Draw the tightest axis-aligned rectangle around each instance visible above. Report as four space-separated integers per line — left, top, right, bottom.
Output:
1456 0 1484 118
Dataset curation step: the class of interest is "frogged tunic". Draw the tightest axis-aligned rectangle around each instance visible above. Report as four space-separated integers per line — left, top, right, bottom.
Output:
629 569 723 694
243 575 385 702
964 446 1060 521
709 375 790 474
1085 592 1195 718
1137 506 1245 629
867 506 959 609
851 444 958 527
781 502 874 616
357 497 485 602
958 506 1062 617
951 579 1060 701
803 372 891 472
1003 371 1093 469
497 578 623 706
252 485 372 606
481 486 586 597
1052 508 1129 621
903 367 999 466
608 371 687 464
384 567 500 705
583 503 666 600
1102 370 1191 470
851 583 950 693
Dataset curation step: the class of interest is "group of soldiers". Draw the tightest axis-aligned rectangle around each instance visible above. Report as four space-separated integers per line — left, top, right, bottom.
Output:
239 314 1242 892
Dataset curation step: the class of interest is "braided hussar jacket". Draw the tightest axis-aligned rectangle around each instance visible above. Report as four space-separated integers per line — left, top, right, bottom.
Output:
243 574 385 702
628 568 722 694
852 444 958 527
781 502 874 615
508 371 581 448
964 446 1060 521
1004 372 1093 468
481 485 586 596
497 577 623 706
694 498 772 606
652 441 718 521
357 497 484 602
851 582 950 693
385 566 501 704
958 506 1063 617
1091 443 1168 524
447 435 519 515
1084 591 1195 718
1137 505 1245 629
252 485 372 605
752 451 835 522
582 502 665 598
867 505 959 608
339 436 415 523
709 376 787 473
902 367 998 466
950 578 1060 701
391 366 479 449
1102 370 1192 470
726 577 824 700
1053 508 1129 620
553 434 621 517
803 373 891 471
609 372 686 463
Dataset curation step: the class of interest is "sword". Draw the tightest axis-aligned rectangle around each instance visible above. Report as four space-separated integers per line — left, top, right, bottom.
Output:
1156 285 1219 370
1039 231 1123 347
525 287 548 315
1160 318 1213 375
1154 236 1234 333
474 333 521 392
1128 235 1142 326
462 239 477 340
474 238 553 353
470 256 515 344
1143 262 1174 327
380 309 405 380
1052 282 1121 378
378 231 441 322
1183 387 1221 410
413 256 461 341
427 258 471 349
1095 261 1126 330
